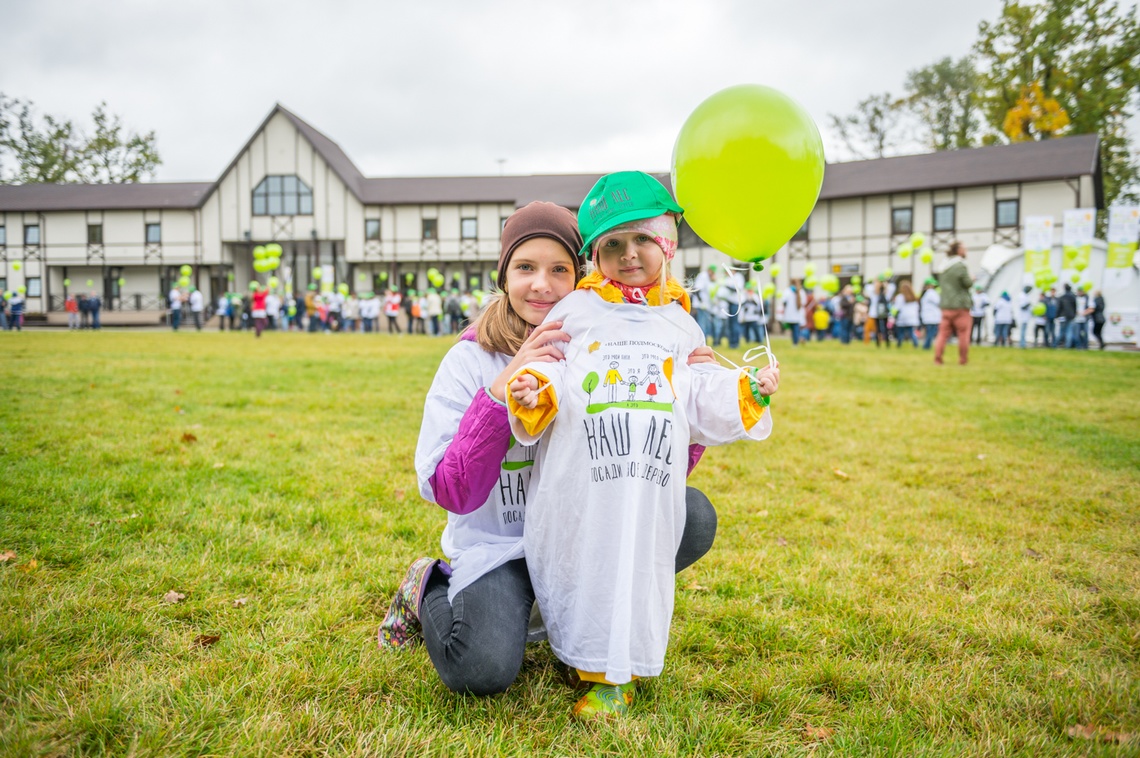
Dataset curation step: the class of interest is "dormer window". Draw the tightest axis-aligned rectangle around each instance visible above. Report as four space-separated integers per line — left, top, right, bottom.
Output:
253 175 313 216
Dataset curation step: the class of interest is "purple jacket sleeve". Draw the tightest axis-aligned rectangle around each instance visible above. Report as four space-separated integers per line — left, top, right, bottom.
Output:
687 443 705 477
428 388 512 515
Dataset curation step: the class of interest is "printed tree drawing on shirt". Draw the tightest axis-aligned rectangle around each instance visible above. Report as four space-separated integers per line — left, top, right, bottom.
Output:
582 371 600 404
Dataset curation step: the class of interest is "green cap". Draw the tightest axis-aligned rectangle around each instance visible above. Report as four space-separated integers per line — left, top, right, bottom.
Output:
577 171 683 257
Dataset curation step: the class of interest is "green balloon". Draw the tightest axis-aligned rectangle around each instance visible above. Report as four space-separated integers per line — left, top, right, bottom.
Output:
672 84 825 263
820 274 840 294
338 283 349 295
312 267 323 280
17 285 26 294
469 276 479 287
180 264 192 276
249 281 260 291
804 275 818 289
268 276 280 288
804 263 816 277
1073 256 1089 272
179 276 190 287
63 278 71 287
909 232 926 249
896 243 912 258
770 264 781 277
252 246 267 260
762 283 776 298
379 272 388 280
11 261 22 271
265 243 283 257
86 279 94 287
920 247 934 264
1032 303 1047 316
117 277 126 286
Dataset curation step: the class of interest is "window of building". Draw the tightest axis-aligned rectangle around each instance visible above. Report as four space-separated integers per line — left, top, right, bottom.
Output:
88 224 103 245
422 218 437 240
26 277 42 297
252 174 314 216
0 226 6 246
24 225 40 245
146 223 162 244
891 208 913 235
996 199 1019 228
792 219 809 241
365 219 381 240
461 218 477 240
933 204 955 232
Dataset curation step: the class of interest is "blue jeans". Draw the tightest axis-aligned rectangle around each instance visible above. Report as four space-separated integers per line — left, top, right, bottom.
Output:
420 487 717 695
710 317 727 346
923 321 938 349
1019 321 1028 348
727 311 741 349
994 323 1012 345
1054 319 1067 348
170 309 182 331
896 325 918 347
787 322 801 345
1065 320 1081 348
838 319 852 344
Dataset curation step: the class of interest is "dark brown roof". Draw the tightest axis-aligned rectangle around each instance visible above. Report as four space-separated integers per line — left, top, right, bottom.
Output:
819 133 1101 201
0 109 1102 214
0 182 212 212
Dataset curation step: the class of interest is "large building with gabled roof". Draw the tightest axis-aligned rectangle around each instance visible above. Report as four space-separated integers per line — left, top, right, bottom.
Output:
0 104 1103 324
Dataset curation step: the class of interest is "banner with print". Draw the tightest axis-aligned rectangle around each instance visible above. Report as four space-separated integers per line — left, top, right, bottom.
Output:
1023 216 1054 272
1062 208 1096 262
1106 206 1139 269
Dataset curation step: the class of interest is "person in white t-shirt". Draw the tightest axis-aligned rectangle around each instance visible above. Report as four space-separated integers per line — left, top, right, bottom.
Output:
892 280 920 347
919 279 941 350
780 281 806 346
1016 285 1033 348
992 291 1015 346
188 288 204 331
168 286 183 331
970 286 990 345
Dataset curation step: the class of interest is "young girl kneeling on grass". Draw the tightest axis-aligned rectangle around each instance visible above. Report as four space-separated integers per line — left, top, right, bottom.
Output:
378 201 720 697
508 172 779 719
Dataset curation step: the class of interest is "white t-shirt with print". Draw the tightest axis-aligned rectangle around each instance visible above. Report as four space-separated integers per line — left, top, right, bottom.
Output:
510 290 772 684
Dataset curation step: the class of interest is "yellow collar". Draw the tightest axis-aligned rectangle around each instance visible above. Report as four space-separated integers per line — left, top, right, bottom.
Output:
576 271 691 312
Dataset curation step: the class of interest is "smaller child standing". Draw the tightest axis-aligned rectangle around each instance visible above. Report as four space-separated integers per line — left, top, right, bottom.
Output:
508 172 779 719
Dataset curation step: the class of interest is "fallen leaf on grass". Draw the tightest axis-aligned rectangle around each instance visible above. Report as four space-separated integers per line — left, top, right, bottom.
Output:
90 383 96 389
17 559 38 573
394 489 406 502
0 550 15 563
832 468 849 480
174 406 184 414
1067 724 1134 743
213 462 225 469
181 432 197 443
756 510 769 518
765 482 776 491
776 536 788 547
174 389 182 395
232 597 248 607
685 582 709 592
976 454 986 460
267 433 276 438
804 725 834 741
1024 548 1043 559
193 634 221 648
163 591 186 604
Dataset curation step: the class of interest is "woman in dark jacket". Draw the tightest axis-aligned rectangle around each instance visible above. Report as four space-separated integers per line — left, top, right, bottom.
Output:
1091 290 1106 350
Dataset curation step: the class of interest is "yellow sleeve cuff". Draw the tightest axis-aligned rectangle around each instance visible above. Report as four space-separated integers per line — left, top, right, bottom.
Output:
507 368 559 437
738 372 768 431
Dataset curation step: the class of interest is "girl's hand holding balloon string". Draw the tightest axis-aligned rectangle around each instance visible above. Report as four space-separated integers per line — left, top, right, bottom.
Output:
490 320 569 403
686 346 716 366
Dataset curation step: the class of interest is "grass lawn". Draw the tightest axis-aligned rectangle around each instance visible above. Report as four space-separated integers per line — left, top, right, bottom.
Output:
1 330 1138 757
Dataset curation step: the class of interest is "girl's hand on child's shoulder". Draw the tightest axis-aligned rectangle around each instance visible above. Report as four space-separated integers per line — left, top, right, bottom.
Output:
490 321 569 402
509 374 540 409
686 346 716 366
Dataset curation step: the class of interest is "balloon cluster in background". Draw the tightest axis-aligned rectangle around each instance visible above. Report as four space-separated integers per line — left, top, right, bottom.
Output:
253 244 283 273
426 267 446 288
896 232 934 263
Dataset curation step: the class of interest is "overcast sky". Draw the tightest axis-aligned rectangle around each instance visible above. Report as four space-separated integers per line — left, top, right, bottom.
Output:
0 0 1092 183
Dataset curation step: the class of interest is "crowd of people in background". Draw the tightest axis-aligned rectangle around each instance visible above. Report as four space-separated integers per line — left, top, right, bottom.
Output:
1 290 104 331
163 285 488 337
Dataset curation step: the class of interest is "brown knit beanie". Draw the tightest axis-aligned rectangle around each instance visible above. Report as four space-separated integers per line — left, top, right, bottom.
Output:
498 202 583 288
